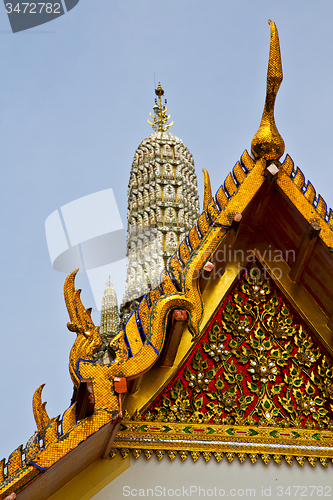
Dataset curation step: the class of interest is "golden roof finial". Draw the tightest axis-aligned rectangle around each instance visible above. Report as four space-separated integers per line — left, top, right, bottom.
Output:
251 20 285 161
148 81 174 132
202 168 213 211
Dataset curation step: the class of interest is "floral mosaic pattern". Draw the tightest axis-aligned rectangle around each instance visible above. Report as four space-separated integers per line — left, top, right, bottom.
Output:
142 265 333 430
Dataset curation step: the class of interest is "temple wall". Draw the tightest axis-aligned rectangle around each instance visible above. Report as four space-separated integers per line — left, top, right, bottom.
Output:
88 454 332 500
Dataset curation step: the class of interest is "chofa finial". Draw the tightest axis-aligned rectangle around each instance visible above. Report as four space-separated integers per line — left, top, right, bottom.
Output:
148 81 174 132
251 20 285 161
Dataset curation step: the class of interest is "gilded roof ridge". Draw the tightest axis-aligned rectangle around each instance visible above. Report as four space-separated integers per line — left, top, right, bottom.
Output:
280 154 333 232
138 148 333 334
136 149 256 325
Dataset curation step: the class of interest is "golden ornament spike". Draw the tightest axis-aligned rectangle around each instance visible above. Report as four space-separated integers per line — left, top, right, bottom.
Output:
64 269 80 331
73 289 94 333
147 81 173 132
74 289 86 325
251 20 285 161
32 384 50 434
64 269 94 334
202 168 213 210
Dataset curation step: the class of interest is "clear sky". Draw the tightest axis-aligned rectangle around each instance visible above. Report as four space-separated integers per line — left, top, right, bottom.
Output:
1 0 333 461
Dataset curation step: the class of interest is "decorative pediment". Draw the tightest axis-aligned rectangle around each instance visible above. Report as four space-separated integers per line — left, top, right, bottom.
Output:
114 264 333 467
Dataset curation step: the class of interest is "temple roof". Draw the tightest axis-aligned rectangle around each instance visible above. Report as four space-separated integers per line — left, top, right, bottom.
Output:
1 20 333 500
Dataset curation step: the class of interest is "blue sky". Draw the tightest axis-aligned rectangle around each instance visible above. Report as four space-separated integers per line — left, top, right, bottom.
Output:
1 0 333 461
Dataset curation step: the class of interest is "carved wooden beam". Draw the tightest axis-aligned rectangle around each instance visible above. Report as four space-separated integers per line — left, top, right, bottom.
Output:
199 212 243 293
101 420 122 459
76 379 95 421
101 381 127 459
251 164 279 231
289 221 321 283
127 376 142 395
327 314 333 331
229 212 242 246
160 310 188 367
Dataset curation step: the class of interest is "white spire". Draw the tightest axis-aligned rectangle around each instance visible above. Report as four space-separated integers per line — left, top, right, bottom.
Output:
100 276 120 339
123 123 200 305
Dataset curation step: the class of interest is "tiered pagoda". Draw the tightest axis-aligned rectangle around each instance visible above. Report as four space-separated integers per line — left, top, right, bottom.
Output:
122 83 200 321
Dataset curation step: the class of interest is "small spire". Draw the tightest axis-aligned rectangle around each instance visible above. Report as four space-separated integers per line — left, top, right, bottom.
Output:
105 275 113 288
202 168 213 211
251 20 285 161
148 81 174 132
100 275 119 342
